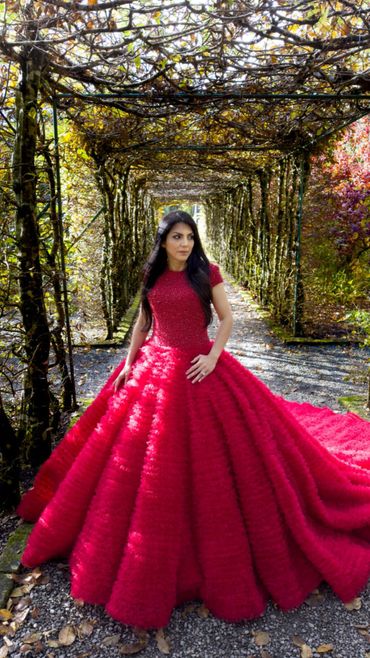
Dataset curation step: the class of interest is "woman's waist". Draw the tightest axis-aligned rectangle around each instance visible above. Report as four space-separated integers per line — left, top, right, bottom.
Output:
145 332 213 355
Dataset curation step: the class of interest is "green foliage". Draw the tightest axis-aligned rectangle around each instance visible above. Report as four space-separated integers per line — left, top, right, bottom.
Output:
305 247 368 306
344 309 370 345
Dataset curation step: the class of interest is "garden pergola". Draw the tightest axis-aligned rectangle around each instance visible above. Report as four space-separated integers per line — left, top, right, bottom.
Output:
2 0 370 415
51 85 369 405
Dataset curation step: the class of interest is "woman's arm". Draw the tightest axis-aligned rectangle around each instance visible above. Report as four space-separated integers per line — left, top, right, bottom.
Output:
208 282 234 360
186 282 233 383
113 305 150 390
125 305 150 367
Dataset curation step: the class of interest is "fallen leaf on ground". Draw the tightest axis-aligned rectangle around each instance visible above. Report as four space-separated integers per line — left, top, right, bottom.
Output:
10 585 34 598
58 625 76 646
118 638 148 654
14 568 42 584
316 645 334 653
261 650 273 658
196 603 209 618
21 632 42 644
133 627 148 638
0 646 8 658
155 628 171 654
252 631 270 646
344 597 362 610
19 644 32 654
77 621 94 637
181 603 197 617
357 630 370 641
13 597 32 614
101 634 121 647
357 628 370 636
304 591 325 606
292 636 306 647
12 608 29 627
11 575 27 584
0 612 12 622
46 640 60 648
34 640 44 652
301 645 313 658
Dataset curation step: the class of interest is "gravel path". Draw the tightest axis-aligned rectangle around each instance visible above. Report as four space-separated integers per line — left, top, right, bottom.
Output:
2 276 370 658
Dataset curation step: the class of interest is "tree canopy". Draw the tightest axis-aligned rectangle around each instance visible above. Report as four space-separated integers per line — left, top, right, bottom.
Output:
1 0 369 199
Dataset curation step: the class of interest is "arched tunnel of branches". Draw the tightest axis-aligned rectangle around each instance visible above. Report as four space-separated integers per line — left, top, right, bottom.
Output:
0 0 369 508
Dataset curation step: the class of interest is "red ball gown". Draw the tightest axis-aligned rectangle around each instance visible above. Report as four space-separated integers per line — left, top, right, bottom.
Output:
16 263 370 629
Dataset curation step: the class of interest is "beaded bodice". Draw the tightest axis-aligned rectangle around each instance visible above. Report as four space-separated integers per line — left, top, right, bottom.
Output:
147 263 223 352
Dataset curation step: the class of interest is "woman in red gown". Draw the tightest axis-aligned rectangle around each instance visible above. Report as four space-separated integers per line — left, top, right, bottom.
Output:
17 210 370 630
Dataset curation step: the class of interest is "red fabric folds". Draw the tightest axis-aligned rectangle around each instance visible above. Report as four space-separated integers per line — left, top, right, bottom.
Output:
16 263 370 629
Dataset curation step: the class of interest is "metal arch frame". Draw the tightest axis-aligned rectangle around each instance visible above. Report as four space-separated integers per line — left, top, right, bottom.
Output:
51 91 370 372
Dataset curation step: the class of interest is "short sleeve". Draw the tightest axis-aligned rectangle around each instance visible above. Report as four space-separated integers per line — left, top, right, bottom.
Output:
209 262 223 288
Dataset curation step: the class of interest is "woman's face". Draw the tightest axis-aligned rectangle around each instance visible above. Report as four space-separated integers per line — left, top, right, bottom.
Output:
161 222 195 267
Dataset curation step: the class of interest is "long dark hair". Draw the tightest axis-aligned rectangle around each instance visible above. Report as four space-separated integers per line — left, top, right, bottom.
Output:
140 210 213 332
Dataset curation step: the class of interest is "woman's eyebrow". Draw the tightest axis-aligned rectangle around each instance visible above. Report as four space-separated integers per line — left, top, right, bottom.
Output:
172 231 194 236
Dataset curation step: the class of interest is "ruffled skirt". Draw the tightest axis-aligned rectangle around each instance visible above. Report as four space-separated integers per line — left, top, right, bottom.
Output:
17 339 370 629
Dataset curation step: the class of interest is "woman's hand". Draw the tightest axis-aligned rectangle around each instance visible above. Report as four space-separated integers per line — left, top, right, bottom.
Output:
186 353 218 383
113 362 133 391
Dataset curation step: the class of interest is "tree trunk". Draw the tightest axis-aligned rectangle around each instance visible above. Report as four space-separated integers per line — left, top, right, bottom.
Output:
272 158 287 317
0 393 20 511
93 158 155 337
205 153 312 332
13 49 51 467
41 140 73 411
95 160 114 338
258 169 272 305
292 151 311 336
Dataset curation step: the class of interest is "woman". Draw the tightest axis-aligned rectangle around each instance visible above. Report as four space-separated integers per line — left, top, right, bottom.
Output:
17 210 370 630
112 210 233 390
